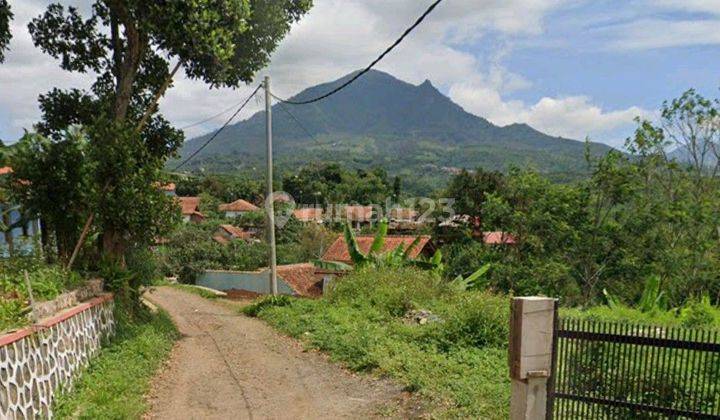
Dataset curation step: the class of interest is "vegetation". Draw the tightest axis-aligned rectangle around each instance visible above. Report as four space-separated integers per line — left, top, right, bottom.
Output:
0 257 85 332
442 91 720 307
53 307 179 419
0 0 10 63
243 267 511 418
169 284 220 300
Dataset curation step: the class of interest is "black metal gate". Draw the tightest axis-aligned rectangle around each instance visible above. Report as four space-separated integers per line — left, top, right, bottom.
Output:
547 318 720 419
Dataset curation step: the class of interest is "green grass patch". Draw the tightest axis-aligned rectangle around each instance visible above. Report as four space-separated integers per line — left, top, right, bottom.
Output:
243 267 511 418
169 284 220 299
53 306 179 419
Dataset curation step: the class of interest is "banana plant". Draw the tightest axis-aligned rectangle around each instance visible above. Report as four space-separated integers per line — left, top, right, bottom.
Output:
449 263 491 292
315 218 443 272
603 275 668 312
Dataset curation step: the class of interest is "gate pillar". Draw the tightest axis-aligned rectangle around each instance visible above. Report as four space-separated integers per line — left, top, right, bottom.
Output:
508 297 557 420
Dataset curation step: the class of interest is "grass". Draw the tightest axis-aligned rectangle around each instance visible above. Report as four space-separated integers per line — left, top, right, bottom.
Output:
53 305 179 419
169 284 220 299
242 267 511 418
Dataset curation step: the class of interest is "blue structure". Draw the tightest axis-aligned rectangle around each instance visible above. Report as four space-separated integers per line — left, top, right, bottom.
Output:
0 202 41 257
197 269 297 295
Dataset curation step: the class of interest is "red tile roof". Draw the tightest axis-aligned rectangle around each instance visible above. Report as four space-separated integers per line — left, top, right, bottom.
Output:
322 235 431 264
293 207 324 222
212 234 230 245
0 166 12 175
482 231 516 245
177 196 200 215
344 205 373 222
218 224 255 240
277 263 322 297
219 198 259 212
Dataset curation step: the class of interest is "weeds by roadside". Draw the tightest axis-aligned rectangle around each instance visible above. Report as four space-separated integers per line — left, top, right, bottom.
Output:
53 305 179 419
169 284 221 299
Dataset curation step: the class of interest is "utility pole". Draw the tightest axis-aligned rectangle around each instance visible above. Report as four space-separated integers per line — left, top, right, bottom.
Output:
264 76 278 295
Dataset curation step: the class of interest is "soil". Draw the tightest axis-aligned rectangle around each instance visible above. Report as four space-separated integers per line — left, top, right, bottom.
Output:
143 286 411 419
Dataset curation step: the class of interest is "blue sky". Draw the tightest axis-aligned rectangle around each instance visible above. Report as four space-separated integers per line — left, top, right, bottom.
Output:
1 0 719 148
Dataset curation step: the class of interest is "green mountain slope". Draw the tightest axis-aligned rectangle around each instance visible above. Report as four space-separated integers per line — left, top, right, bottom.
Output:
175 70 612 193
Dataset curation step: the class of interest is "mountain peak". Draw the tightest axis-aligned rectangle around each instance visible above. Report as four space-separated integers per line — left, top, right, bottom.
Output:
419 79 434 88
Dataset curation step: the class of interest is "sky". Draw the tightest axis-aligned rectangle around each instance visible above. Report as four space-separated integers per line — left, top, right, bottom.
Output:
0 0 719 149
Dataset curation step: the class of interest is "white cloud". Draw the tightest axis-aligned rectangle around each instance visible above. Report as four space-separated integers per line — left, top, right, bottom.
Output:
604 19 720 51
450 83 652 147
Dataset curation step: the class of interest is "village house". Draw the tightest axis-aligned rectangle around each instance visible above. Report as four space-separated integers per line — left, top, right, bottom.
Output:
322 234 433 265
387 207 424 233
293 207 324 223
177 196 205 223
212 224 258 245
343 205 374 229
158 182 176 196
218 198 259 218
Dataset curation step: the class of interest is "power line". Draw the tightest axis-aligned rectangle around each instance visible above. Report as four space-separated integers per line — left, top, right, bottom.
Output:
172 84 261 171
272 0 443 105
274 98 317 141
180 98 252 130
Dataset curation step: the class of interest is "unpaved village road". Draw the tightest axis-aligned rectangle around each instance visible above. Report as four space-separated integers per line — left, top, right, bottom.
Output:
144 287 404 419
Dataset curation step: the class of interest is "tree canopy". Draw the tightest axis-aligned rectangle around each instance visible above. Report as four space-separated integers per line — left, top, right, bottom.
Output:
0 0 11 63
22 0 312 260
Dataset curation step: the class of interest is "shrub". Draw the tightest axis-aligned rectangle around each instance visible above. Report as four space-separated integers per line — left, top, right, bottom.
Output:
242 294 293 317
327 266 446 317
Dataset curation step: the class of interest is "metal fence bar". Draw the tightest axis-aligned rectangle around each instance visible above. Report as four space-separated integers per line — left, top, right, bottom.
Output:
547 318 720 419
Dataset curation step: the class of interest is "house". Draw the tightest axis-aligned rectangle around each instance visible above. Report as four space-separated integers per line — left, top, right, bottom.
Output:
177 196 205 223
343 205 374 229
0 166 42 257
157 182 176 196
388 207 418 222
322 234 433 265
293 207 324 223
481 231 517 245
218 198 259 218
196 262 324 297
387 207 424 233
213 224 257 244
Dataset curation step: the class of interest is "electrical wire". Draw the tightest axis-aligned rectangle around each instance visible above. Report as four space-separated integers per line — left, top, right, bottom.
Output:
274 99 317 141
271 0 443 105
180 98 252 130
172 84 261 171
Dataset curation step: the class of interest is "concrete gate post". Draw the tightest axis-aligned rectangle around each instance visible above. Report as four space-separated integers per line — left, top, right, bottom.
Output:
508 297 557 420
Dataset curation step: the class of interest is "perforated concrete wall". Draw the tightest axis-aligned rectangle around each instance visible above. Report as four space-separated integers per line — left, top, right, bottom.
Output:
0 294 114 418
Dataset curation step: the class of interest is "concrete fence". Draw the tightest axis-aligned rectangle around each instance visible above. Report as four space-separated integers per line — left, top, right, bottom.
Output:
0 292 115 418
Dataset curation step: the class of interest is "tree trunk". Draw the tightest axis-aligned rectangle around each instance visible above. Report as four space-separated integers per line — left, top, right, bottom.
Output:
102 227 126 267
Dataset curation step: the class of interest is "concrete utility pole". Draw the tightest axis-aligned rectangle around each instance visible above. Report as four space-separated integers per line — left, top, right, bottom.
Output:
264 76 278 295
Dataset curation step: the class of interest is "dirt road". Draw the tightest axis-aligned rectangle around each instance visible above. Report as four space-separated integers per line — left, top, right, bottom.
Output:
144 287 403 419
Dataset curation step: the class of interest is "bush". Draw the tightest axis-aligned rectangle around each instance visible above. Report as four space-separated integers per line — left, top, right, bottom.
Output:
242 294 292 317
327 266 446 317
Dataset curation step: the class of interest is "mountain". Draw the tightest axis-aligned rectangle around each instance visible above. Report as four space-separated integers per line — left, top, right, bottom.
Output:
176 70 612 193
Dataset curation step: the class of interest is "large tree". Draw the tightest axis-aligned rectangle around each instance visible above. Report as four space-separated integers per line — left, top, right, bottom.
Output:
26 0 312 259
0 0 11 62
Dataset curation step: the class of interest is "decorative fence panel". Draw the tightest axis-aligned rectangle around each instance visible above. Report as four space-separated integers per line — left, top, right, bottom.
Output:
0 294 114 418
548 318 720 419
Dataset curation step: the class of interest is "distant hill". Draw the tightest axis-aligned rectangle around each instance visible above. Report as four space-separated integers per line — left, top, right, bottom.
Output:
175 70 612 193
